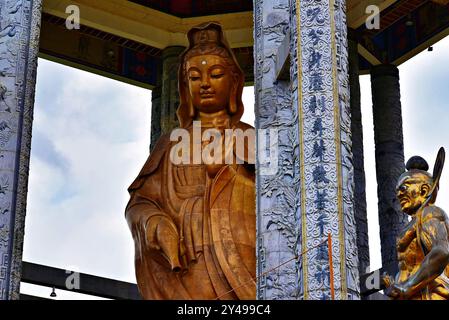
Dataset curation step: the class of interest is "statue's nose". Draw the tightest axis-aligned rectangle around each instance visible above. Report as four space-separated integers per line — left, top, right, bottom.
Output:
201 79 211 89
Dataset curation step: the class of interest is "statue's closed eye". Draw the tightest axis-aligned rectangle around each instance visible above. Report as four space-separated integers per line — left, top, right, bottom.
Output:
211 73 224 79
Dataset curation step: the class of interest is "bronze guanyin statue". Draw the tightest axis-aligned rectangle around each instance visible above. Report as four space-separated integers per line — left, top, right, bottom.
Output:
125 22 256 300
383 148 449 300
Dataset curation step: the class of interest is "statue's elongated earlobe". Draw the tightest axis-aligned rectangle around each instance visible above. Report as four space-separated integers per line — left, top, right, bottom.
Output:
188 99 195 118
229 83 237 114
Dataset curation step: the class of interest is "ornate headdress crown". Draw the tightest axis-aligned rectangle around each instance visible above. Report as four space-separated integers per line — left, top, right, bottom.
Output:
177 22 245 128
191 28 220 48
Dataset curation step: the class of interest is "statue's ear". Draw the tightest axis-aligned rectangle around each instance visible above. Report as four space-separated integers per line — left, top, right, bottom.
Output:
228 80 238 114
420 183 431 198
184 80 196 118
188 98 195 118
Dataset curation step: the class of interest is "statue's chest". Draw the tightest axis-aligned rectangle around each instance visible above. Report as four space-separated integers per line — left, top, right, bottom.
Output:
397 225 425 272
173 164 206 196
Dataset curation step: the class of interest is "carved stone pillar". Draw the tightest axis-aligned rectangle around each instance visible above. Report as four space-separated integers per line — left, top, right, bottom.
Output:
254 0 297 300
370 64 408 271
255 0 360 300
348 33 369 276
291 0 360 300
0 0 43 300
150 46 185 149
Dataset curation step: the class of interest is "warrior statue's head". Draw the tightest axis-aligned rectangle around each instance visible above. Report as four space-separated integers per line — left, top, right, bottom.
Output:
396 156 436 215
176 22 245 128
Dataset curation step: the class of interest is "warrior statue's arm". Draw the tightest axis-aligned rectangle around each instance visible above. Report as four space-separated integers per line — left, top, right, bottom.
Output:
394 209 449 298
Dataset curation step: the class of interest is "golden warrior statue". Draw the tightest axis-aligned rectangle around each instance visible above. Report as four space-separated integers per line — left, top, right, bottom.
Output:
125 22 256 300
383 148 449 300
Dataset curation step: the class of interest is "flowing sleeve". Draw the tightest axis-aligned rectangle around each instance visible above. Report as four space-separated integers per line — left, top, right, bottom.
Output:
125 134 177 264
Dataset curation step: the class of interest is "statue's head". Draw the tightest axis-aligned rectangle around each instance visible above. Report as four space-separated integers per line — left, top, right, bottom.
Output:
396 156 435 215
177 22 245 128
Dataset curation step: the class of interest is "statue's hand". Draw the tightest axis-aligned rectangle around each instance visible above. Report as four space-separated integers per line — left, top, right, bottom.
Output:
145 216 183 272
381 273 394 288
382 273 411 299
382 273 405 299
384 283 408 300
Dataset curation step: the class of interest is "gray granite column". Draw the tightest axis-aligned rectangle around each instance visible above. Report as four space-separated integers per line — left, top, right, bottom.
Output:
291 0 360 300
255 0 360 300
150 46 185 150
348 33 370 276
0 0 43 300
254 0 298 300
370 64 408 271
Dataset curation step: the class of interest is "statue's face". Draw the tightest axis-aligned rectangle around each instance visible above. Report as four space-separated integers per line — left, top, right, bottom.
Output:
395 173 431 215
186 55 233 113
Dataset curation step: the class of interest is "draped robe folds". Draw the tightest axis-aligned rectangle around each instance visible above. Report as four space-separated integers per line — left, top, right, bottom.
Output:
125 122 256 300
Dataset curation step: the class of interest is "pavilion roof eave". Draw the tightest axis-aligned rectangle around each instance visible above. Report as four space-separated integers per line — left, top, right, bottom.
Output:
43 0 399 50
392 28 449 67
347 0 398 29
43 0 448 78
43 0 253 49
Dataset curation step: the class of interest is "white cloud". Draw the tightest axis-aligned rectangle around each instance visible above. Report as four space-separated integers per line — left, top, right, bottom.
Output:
23 59 151 286
242 87 255 126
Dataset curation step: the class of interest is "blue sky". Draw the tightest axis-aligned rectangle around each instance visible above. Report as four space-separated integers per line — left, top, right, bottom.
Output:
360 35 449 272
21 59 152 298
20 35 449 299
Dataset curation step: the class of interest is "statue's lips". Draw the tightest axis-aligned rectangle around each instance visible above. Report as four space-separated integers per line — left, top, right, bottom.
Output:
200 94 215 99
